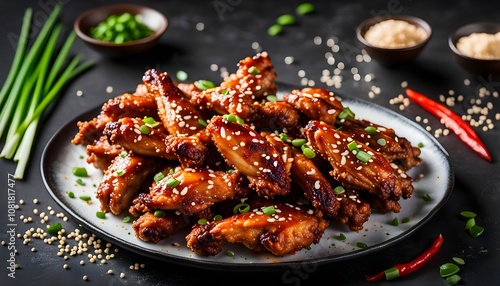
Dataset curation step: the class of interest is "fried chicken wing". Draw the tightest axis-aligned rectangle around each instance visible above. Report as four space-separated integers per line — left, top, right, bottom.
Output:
131 167 247 215
85 136 123 171
220 52 277 99
334 189 371 231
305 120 402 201
142 69 206 136
207 116 290 197
186 198 329 257
283 88 344 125
132 211 188 243
96 151 161 215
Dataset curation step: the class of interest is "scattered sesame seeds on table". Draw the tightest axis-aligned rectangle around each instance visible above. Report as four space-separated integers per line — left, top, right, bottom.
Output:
0 0 499 286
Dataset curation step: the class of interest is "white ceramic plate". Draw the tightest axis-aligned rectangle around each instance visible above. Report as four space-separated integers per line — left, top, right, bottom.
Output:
41 87 453 271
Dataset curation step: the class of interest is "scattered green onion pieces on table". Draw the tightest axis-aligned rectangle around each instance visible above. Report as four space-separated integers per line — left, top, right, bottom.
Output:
452 257 465 266
47 222 62 235
446 274 461 285
90 12 154 44
296 2 315 15
460 211 476 219
439 263 460 278
276 14 296 26
384 267 400 280
267 24 282 36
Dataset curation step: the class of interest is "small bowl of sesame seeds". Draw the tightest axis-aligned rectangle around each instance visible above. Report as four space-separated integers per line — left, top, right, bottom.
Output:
356 15 432 65
448 22 500 76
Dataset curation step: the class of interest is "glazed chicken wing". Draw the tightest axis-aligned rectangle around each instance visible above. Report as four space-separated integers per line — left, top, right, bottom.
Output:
186 197 329 257
207 116 291 197
132 211 188 243
96 151 161 215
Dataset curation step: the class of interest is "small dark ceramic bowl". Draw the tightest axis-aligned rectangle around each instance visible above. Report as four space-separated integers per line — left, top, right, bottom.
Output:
74 4 168 57
356 15 432 65
448 22 500 76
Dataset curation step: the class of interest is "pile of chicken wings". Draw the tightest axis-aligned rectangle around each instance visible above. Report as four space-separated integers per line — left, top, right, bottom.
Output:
72 52 422 257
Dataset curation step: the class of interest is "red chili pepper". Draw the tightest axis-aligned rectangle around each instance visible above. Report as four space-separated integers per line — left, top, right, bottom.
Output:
405 88 492 162
365 234 443 282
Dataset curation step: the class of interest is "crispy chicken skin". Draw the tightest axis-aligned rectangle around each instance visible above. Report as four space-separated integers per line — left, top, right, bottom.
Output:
84 136 123 172
131 167 247 215
132 212 188 243
333 189 371 231
305 120 403 201
96 151 161 215
207 116 291 197
186 197 329 257
220 52 277 99
142 69 206 136
283 88 344 126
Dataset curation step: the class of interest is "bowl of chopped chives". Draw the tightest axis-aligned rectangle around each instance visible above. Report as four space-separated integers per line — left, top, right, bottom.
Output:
74 4 168 57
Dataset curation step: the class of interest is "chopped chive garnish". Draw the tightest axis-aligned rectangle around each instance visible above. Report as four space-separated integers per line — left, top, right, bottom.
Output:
72 167 88 177
267 24 282 36
47 222 62 235
220 89 229 95
276 14 296 26
213 214 223 221
338 107 355 119
292 138 307 147
333 186 345 195
446 274 461 285
226 251 235 257
423 193 432 201
347 141 358 151
452 257 465 265
223 114 244 124
439 263 460 278
197 218 207 225
279 133 288 141
176 70 188 81
402 217 410 223
122 216 132 223
384 267 400 280
261 205 275 216
79 195 91 201
337 233 346 241
465 218 475 230
139 124 150 135
96 211 106 219
364 126 377 134
154 210 166 218
194 79 215 90
302 146 316 159
166 177 180 188
266 95 277 102
169 168 174 174
115 170 125 177
391 217 399 226
248 66 260 75
377 138 387 146
296 2 315 15
418 142 424 148
142 116 155 125
233 203 250 214
153 172 165 182
119 151 127 158
68 191 75 198
469 225 484 237
76 178 85 186
197 118 208 127
227 169 234 174
356 150 372 163
460 211 476 219
356 242 368 249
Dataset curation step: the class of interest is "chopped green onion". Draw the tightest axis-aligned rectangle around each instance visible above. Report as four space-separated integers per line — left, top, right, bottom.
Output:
356 150 372 163
276 14 296 26
139 124 150 135
96 211 106 219
279 133 288 141
142 116 155 125
248 66 260 75
223 114 244 124
296 3 315 15
114 170 125 177
302 146 316 159
47 222 62 235
377 138 387 146
119 151 127 158
76 178 85 186
153 172 165 182
72 167 88 177
338 107 355 119
68 191 75 198
439 263 460 278
261 205 275 216
197 218 207 225
423 193 432 201
220 89 229 95
227 169 234 174
446 274 461 285
401 217 410 223
391 217 399 226
213 215 223 221
267 24 282 36
452 257 465 266
465 218 475 230
292 138 307 147
194 79 215 90
336 233 346 241
347 141 358 151
79 195 91 201
469 225 484 237
226 251 235 257
122 216 132 223
233 203 250 214
364 126 377 134
166 177 180 188
356 242 368 249
418 142 424 148
266 95 278 102
154 210 166 218
89 12 153 43
333 186 345 195
460 211 476 219
384 267 400 280
176 70 188 81
198 118 208 127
